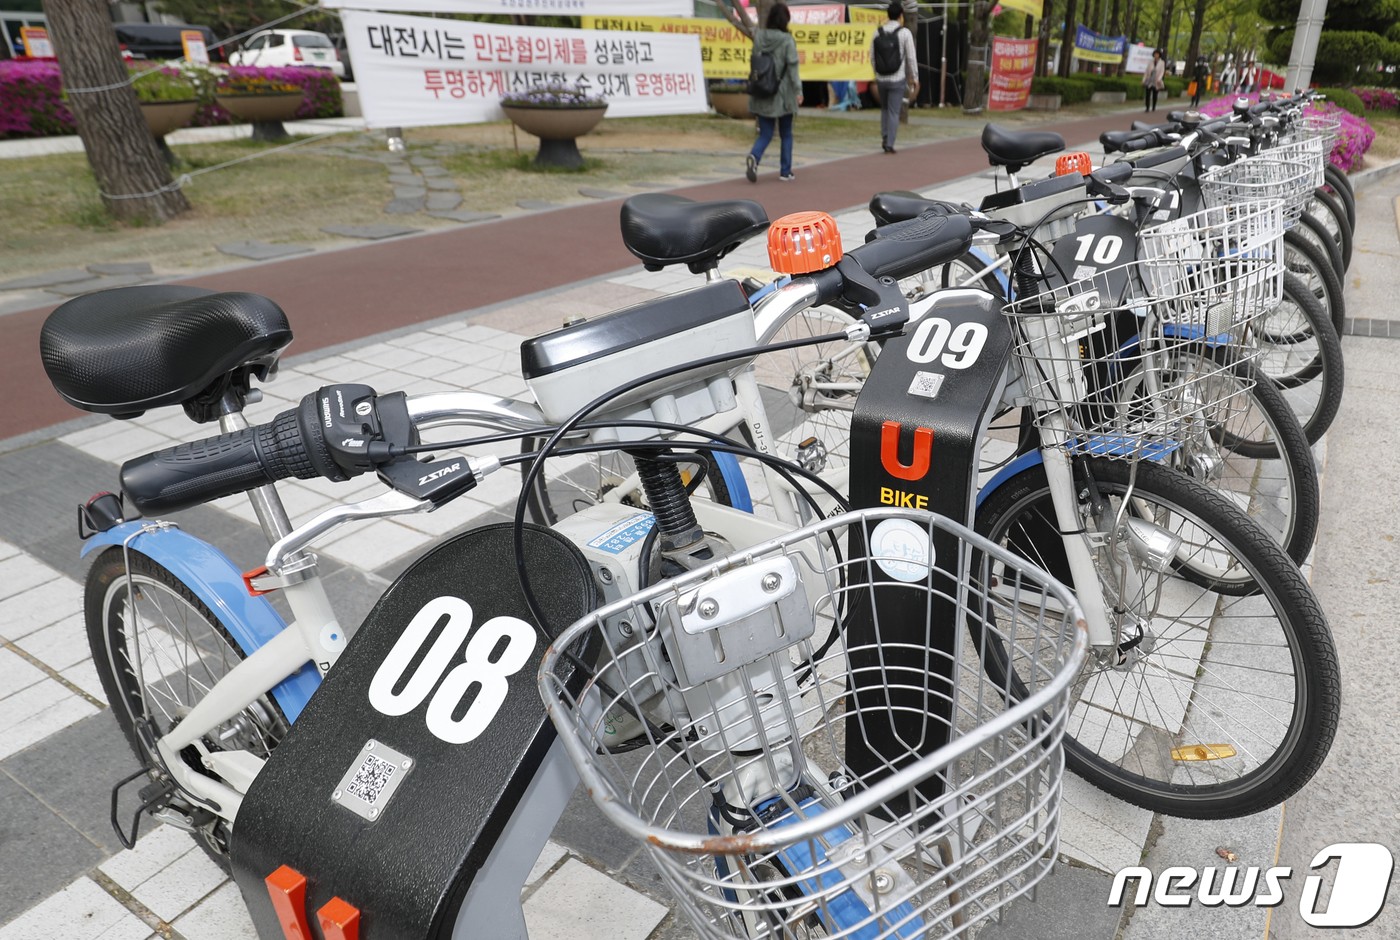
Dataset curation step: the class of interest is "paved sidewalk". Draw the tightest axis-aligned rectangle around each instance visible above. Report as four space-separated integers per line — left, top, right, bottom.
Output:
2 117 1397 940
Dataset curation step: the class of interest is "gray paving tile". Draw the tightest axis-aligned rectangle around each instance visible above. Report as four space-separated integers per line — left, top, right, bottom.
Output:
0 773 106 919
517 199 564 210
215 241 313 261
393 185 427 199
1 710 141 854
86 262 153 277
549 785 639 873
418 166 449 178
425 192 463 211
0 268 95 291
578 187 629 199
426 209 502 224
384 199 425 214
45 274 153 298
425 177 458 192
320 223 421 240
977 863 1122 940
627 181 670 189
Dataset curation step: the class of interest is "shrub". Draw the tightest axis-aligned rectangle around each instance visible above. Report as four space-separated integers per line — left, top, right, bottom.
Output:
129 67 198 103
1163 76 1188 97
0 60 74 138
1031 76 1094 104
1200 93 1374 172
195 66 343 126
1355 86 1399 110
1317 87 1365 116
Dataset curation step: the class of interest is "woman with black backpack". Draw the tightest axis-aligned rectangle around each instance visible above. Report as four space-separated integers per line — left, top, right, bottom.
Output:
746 3 802 182
872 1 918 153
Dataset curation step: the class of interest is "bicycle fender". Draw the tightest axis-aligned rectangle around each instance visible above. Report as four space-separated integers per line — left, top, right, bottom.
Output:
81 522 319 722
977 449 1044 509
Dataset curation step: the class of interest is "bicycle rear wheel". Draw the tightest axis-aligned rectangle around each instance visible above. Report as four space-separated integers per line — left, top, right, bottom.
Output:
86 548 288 869
1308 188 1353 273
1322 165 1356 231
974 457 1339 818
1282 228 1345 335
1252 273 1344 443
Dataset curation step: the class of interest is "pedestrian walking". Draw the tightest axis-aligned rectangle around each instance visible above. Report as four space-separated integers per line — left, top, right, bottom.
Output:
1220 60 1237 96
1241 61 1256 94
746 2 801 183
872 1 918 153
1190 56 1208 107
1142 48 1166 113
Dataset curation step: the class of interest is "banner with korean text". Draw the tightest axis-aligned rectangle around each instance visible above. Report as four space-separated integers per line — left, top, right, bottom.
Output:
848 6 885 26
735 0 847 24
582 16 875 80
1123 43 1155 73
342 11 707 128
998 0 1045 16
988 36 1036 112
1072 25 1126 64
325 0 691 15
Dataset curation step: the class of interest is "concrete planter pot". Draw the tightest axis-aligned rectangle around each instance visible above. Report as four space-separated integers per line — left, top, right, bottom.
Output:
708 90 751 119
1090 90 1127 104
501 104 608 169
215 91 304 141
140 100 198 138
1027 93 1062 111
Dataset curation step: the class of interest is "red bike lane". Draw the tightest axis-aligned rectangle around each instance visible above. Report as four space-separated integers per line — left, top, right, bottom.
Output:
6 110 1141 441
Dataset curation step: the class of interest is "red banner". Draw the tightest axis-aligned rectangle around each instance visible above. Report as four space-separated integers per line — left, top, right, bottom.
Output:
989 36 1037 112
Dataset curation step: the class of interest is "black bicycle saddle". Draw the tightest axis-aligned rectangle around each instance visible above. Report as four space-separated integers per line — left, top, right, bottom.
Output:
40 285 292 419
620 194 769 273
981 123 1067 173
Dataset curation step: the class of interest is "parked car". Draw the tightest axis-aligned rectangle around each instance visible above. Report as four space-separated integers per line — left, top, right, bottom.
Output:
113 23 221 62
229 29 344 79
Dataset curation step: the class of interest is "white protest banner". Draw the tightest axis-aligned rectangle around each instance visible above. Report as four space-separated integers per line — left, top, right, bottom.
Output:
325 0 691 15
1123 43 1155 74
343 11 707 128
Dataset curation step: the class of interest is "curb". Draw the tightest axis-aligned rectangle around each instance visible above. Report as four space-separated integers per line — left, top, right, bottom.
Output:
1349 156 1400 190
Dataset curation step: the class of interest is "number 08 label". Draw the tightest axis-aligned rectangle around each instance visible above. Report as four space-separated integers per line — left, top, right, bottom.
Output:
367 596 536 744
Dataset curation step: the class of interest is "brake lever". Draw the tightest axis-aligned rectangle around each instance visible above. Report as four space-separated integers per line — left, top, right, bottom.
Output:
835 255 908 337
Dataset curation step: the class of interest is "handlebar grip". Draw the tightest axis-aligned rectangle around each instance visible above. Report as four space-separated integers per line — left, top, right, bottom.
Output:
121 409 319 514
846 212 974 281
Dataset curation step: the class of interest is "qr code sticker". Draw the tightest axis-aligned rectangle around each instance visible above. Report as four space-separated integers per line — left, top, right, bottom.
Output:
907 371 945 400
346 753 397 805
1072 264 1098 282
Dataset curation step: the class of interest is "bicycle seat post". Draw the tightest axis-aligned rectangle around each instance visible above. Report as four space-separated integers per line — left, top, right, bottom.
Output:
215 388 295 543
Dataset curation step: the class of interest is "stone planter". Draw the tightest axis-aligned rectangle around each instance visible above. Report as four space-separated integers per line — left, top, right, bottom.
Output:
708 90 751 119
140 100 198 137
1090 90 1127 104
501 103 608 169
215 91 304 141
1027 93 1062 111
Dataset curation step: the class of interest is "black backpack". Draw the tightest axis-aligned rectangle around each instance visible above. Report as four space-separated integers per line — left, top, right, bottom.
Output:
749 47 780 98
873 28 903 77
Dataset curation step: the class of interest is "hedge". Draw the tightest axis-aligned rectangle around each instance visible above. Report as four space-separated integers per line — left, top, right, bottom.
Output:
1031 75 1094 104
0 60 341 140
1317 87 1365 117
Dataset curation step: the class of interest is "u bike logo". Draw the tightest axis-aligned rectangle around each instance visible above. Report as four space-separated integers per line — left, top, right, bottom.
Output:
880 421 933 481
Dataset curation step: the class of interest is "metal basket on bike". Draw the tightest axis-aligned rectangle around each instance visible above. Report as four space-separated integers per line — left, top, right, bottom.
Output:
538 508 1086 940
1198 155 1312 227
1266 134 1328 189
1003 258 1267 461
1137 199 1285 322
1280 109 1341 153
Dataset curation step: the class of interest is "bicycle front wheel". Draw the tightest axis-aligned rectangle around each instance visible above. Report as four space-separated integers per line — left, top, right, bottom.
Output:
974 457 1339 818
1252 272 1344 443
1282 227 1345 336
86 548 289 869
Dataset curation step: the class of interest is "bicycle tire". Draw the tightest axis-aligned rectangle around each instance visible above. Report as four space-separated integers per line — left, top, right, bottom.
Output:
1297 210 1345 283
1322 165 1357 231
1309 188 1353 273
1115 347 1319 565
973 457 1340 818
1282 228 1345 336
523 443 735 526
85 548 289 870
1253 273 1344 442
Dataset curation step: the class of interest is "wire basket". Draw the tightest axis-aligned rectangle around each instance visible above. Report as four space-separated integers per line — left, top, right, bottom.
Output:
538 508 1086 940
1199 156 1312 227
1002 259 1264 461
1137 200 1285 321
1281 109 1341 153
1266 134 1327 189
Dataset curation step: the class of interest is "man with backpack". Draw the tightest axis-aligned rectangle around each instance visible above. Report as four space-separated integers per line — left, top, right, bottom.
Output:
872 1 918 153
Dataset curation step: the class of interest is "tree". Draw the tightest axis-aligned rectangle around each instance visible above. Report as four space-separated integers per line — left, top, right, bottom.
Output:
1260 0 1400 83
965 0 992 111
154 0 332 43
1184 0 1209 72
43 0 190 224
712 0 777 38
1059 0 1080 76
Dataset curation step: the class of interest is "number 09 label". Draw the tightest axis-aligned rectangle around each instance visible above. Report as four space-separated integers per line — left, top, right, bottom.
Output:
367 596 536 744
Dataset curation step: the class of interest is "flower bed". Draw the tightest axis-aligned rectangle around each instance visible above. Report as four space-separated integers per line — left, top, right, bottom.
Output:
1199 93 1373 172
1355 86 1399 112
0 60 341 139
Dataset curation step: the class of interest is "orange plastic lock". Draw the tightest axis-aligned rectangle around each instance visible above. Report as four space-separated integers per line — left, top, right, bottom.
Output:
767 210 842 275
1055 151 1093 177
318 897 362 940
265 865 313 940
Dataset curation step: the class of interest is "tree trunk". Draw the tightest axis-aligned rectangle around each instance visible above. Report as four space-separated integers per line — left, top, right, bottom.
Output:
1157 0 1174 54
1059 0 1079 78
1036 0 1055 77
1109 0 1122 73
964 0 991 111
1184 0 1208 75
43 0 189 224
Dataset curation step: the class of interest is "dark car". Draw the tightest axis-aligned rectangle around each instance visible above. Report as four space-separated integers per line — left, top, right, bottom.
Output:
113 22 221 61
